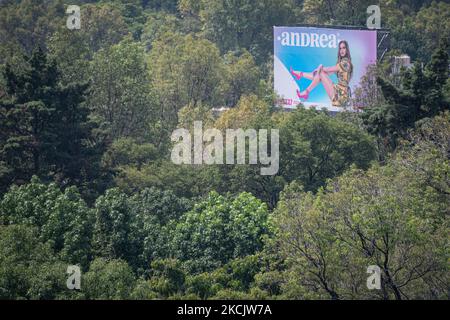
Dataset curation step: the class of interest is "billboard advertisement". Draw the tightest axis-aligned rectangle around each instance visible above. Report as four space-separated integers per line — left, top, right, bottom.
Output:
274 26 377 111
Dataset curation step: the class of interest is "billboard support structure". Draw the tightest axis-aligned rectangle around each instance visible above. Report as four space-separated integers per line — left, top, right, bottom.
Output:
377 30 391 62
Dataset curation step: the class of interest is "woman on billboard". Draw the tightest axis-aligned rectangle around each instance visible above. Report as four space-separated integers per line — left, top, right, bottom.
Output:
290 40 353 107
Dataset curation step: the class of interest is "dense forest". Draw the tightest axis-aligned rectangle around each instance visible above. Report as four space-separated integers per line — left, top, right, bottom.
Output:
0 0 449 300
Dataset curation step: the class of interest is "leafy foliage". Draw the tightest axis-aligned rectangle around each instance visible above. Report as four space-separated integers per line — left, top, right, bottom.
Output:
271 114 450 299
363 40 449 149
280 108 376 191
0 0 448 301
1 177 94 268
172 192 270 273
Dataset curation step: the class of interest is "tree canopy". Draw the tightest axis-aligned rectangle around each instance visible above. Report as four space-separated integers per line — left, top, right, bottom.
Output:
0 0 448 300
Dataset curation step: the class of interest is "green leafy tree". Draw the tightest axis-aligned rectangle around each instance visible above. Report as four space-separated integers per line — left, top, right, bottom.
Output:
84 258 136 299
88 39 157 141
185 254 264 299
47 3 130 85
111 0 147 40
172 191 270 273
102 137 158 172
0 224 80 300
130 278 159 299
115 161 224 198
391 2 450 61
220 50 261 107
0 177 94 268
352 64 383 111
0 0 65 59
129 187 191 271
92 188 136 265
200 0 298 62
213 94 284 208
272 114 450 299
147 258 186 298
144 0 179 12
141 10 201 51
280 108 376 192
301 0 375 25
148 33 223 139
76 3 129 53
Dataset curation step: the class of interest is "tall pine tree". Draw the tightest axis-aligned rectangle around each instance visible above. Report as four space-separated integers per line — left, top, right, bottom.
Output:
363 40 449 150
0 48 104 196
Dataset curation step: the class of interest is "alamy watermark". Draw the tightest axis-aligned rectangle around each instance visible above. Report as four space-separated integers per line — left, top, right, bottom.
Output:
366 265 381 290
66 265 81 290
367 5 381 29
170 121 279 175
66 5 81 30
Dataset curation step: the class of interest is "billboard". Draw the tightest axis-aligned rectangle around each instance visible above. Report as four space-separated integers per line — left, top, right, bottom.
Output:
274 26 377 111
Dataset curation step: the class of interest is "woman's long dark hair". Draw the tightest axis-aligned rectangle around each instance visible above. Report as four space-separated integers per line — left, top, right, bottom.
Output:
337 40 353 80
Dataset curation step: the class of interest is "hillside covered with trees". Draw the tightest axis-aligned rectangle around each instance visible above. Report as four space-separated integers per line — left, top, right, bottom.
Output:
0 0 449 300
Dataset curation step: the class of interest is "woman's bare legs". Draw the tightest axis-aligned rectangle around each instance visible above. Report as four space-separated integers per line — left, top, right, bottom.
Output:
318 71 335 100
292 64 323 81
296 64 325 95
291 68 315 81
294 65 336 100
298 71 321 95
301 72 314 80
